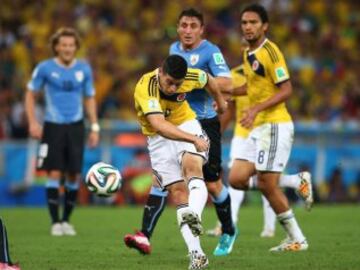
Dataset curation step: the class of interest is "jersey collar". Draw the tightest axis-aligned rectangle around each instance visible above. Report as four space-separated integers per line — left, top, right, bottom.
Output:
179 39 206 52
54 58 77 68
248 38 268 56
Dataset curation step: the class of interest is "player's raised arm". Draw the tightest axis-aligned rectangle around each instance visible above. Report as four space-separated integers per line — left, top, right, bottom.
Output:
205 73 228 114
215 76 233 99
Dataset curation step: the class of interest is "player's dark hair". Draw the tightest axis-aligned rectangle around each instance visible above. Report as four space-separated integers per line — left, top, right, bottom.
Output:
162 55 188 79
241 3 269 23
178 8 204 26
50 27 81 55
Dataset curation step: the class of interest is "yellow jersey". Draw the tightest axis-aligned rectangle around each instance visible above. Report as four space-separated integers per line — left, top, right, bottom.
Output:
134 68 208 136
243 39 292 127
231 65 250 138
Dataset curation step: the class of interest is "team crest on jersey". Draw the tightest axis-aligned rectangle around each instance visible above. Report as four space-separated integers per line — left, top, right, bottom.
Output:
75 71 84 82
177 93 186 102
190 54 199 66
252 60 259 71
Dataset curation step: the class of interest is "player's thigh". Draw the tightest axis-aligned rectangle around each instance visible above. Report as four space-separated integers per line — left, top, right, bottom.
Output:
176 119 208 167
37 122 66 171
254 123 294 172
66 121 85 174
229 159 255 186
148 135 183 189
199 116 222 182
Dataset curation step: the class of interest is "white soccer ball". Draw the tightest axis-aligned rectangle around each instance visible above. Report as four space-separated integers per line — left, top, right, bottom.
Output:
85 162 122 197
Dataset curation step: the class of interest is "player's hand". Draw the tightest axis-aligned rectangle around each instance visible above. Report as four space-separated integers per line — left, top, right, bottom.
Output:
29 121 42 140
193 135 209 152
240 106 258 129
88 131 100 148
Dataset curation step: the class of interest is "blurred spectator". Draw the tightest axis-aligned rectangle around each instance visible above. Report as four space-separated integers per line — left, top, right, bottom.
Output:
0 0 359 135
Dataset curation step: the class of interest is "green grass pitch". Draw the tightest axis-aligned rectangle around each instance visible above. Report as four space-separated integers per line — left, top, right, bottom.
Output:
2 204 360 270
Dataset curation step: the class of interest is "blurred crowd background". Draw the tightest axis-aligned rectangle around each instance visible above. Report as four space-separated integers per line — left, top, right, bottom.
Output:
0 0 359 205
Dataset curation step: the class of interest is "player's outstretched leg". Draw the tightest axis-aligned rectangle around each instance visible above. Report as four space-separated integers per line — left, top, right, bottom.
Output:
295 172 313 211
123 186 167 255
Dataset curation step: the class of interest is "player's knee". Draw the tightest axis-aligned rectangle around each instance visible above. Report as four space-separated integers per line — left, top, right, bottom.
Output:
203 161 221 182
206 180 222 196
229 172 249 190
183 163 202 180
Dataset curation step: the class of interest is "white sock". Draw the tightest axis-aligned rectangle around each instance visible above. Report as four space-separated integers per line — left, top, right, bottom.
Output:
180 224 204 254
228 186 245 225
277 209 306 242
261 195 276 232
278 174 301 189
176 206 204 254
188 178 208 219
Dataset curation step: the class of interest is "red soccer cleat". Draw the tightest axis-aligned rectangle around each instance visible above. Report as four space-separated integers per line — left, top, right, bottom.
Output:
124 231 151 255
0 263 21 270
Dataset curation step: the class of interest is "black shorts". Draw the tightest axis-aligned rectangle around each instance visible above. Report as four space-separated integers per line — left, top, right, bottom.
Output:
37 121 85 174
199 116 222 182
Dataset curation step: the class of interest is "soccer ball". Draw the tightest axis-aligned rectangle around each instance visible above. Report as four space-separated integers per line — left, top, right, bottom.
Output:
85 162 122 197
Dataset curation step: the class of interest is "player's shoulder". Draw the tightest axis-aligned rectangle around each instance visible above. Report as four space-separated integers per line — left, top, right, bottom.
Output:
261 39 284 63
264 39 282 53
136 69 158 92
169 41 180 51
184 68 207 86
186 68 206 78
75 59 92 69
201 40 219 50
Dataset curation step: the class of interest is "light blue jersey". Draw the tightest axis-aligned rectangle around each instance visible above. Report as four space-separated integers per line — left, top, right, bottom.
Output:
27 58 95 124
170 40 231 120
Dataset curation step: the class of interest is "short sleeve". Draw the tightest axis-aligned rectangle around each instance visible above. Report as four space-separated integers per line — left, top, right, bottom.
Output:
134 78 163 115
266 46 290 85
27 63 46 92
184 68 208 90
208 46 231 78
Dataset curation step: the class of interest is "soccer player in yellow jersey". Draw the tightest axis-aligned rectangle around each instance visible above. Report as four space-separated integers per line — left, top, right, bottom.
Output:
125 55 227 269
229 4 313 251
207 65 313 239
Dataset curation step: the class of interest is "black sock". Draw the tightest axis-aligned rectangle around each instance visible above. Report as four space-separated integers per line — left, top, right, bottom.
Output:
214 195 235 235
141 194 167 239
0 218 12 264
46 188 60 224
62 188 78 222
